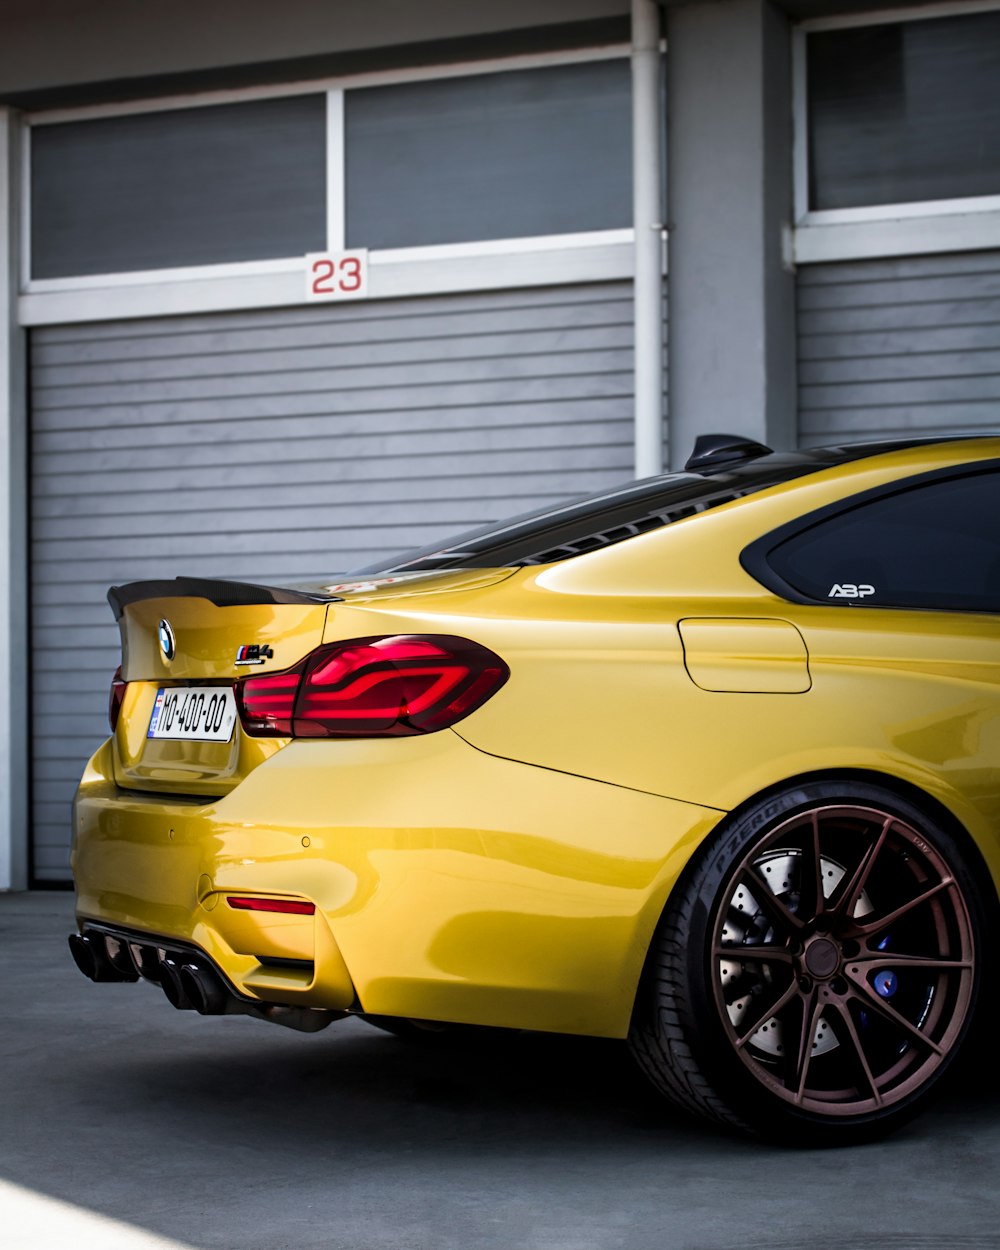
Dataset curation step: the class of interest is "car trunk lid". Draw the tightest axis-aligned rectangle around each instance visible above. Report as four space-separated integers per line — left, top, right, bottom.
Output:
110 580 334 796
107 570 514 796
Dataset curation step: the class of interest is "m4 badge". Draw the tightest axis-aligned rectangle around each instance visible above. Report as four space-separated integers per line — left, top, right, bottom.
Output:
828 583 875 599
235 644 275 666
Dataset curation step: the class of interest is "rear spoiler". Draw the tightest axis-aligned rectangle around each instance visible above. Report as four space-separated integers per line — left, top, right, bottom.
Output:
107 577 342 620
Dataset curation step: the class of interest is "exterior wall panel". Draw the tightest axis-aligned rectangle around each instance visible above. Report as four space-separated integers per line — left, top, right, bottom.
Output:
797 251 1000 446
29 280 639 880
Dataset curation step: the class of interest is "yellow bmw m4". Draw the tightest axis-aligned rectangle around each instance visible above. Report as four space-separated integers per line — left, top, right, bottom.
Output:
71 434 1000 1145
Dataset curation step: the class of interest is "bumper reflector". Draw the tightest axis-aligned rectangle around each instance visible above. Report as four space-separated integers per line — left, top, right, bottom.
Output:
226 896 316 915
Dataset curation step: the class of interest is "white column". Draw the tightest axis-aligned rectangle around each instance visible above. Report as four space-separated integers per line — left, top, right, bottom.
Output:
631 0 665 479
0 108 28 891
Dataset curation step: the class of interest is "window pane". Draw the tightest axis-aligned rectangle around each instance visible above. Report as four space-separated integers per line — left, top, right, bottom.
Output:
31 95 327 278
807 12 1000 211
358 446 897 573
345 60 631 249
767 472 1000 612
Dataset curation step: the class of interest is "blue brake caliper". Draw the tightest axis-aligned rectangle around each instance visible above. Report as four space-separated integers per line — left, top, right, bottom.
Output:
860 934 895 1029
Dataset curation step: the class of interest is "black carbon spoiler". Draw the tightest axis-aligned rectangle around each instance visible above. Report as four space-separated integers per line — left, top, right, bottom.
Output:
107 577 342 619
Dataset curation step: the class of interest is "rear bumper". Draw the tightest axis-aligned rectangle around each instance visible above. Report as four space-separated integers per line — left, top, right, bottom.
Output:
72 740 356 1010
73 732 723 1037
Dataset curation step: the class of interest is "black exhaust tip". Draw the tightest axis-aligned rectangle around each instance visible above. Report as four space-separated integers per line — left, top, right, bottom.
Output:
68 932 139 983
179 962 228 1015
159 956 195 1010
68 933 98 980
129 944 163 984
105 936 141 980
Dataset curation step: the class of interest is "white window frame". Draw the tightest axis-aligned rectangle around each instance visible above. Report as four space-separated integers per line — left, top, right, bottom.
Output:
792 0 1000 265
19 44 639 326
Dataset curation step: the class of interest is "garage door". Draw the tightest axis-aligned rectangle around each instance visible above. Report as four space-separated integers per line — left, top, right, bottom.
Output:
29 280 637 881
797 250 1000 446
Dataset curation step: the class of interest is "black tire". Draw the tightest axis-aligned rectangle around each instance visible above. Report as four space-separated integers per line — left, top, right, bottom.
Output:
628 779 986 1145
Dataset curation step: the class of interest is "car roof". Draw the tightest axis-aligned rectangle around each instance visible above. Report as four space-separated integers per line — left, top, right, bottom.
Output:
360 435 996 574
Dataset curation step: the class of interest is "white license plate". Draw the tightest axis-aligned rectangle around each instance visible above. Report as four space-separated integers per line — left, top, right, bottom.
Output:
147 686 238 742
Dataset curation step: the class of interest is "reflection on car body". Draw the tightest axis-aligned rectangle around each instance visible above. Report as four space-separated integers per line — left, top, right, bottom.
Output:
70 433 1000 1144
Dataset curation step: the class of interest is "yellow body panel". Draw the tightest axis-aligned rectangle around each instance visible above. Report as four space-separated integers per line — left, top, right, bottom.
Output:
115 597 327 794
73 439 1000 1036
74 733 720 1035
678 617 811 692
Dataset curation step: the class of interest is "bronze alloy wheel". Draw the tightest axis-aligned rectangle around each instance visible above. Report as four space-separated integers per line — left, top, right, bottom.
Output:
628 781 985 1143
711 804 975 1117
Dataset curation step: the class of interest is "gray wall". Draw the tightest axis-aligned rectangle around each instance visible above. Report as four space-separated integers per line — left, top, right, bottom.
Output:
0 110 28 892
798 251 1000 445
0 0 628 96
29 280 637 880
664 0 796 466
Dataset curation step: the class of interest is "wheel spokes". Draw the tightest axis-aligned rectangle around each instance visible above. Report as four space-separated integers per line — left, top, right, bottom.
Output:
850 951 971 972
843 973 945 1056
855 878 955 937
791 988 822 1103
830 817 891 923
828 999 883 1108
710 800 974 1117
734 979 799 1050
714 943 794 965
795 810 826 923
741 867 805 936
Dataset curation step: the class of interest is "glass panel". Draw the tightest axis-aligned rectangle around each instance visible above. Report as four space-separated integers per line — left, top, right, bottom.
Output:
356 444 909 573
345 59 631 249
807 11 1000 211
767 471 1000 612
31 95 327 278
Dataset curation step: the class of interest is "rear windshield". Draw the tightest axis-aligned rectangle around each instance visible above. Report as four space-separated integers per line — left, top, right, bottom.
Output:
357 442 926 574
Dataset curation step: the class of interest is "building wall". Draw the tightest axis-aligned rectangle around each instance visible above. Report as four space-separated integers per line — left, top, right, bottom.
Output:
28 282 638 880
3 0 1000 885
665 0 796 466
798 252 1000 446
2 7 655 885
0 0 629 98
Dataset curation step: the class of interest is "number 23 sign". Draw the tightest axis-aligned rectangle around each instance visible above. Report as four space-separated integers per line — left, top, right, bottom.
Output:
305 251 369 302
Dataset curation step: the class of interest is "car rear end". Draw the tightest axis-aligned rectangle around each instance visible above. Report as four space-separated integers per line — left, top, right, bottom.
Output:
69 569 536 1028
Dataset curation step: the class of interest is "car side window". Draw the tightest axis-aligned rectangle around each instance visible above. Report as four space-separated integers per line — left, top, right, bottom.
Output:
763 469 1000 612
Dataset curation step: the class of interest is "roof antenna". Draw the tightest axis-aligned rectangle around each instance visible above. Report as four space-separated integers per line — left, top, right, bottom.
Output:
685 433 772 473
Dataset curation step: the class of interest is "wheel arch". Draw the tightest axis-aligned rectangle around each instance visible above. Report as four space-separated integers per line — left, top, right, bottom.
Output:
631 765 1000 1027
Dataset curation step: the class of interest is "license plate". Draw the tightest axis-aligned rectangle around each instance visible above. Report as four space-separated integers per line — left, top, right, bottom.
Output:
147 686 238 742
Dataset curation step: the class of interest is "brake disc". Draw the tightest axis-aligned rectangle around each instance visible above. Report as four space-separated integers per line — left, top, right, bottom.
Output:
720 849 873 1058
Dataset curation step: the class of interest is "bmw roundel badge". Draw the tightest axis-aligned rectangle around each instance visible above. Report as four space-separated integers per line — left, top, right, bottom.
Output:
158 619 176 661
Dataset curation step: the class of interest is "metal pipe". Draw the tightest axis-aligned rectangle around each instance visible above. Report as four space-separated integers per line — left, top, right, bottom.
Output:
0 108 30 893
631 0 665 479
159 956 195 1010
179 962 229 1016
69 925 347 1032
67 932 139 983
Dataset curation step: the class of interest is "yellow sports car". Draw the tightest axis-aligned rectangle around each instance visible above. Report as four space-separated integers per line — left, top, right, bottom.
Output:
70 434 1000 1145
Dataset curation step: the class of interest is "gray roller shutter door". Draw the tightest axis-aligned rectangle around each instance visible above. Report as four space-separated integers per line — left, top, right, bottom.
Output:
798 251 1000 446
30 280 639 882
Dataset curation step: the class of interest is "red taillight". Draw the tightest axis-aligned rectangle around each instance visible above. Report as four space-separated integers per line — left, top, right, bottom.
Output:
235 671 301 736
108 665 127 732
236 634 508 739
226 896 315 915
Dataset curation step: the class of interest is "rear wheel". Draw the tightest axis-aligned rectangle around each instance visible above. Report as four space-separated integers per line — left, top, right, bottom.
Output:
629 781 984 1144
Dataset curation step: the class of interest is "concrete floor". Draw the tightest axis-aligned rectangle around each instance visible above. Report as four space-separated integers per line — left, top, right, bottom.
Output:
3 892 1000 1250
